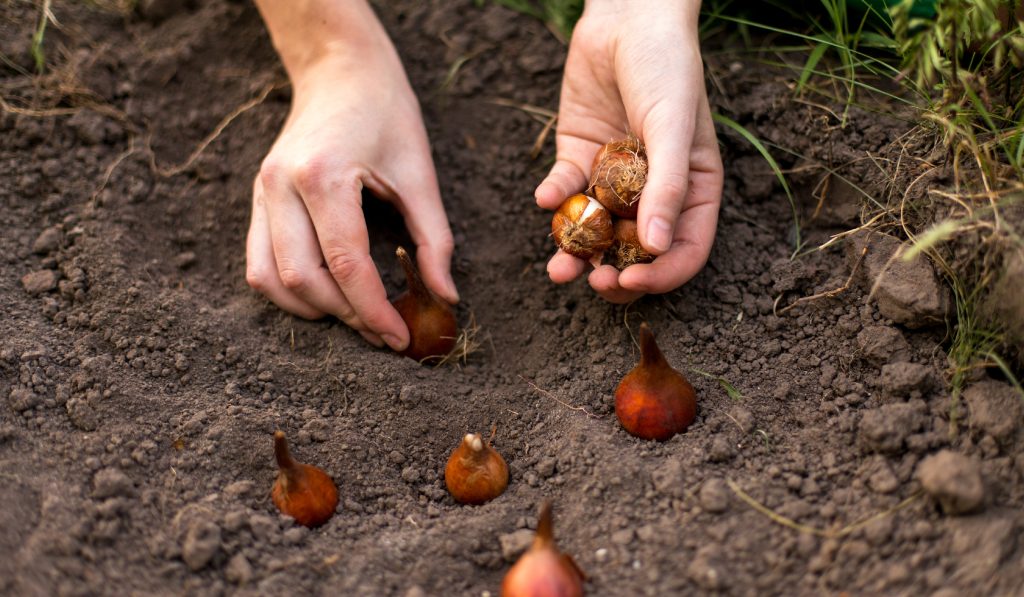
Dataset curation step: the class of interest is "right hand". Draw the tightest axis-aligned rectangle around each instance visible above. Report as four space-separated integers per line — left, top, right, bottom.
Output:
245 18 458 351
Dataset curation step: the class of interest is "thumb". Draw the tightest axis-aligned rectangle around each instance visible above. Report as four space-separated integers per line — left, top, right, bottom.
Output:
636 110 695 255
535 157 588 211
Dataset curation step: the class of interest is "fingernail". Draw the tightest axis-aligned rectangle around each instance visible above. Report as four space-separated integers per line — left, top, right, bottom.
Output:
382 333 407 352
447 280 460 303
647 217 673 253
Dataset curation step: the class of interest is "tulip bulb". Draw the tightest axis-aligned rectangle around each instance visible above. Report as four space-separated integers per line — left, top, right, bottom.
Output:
270 430 339 528
615 323 697 441
588 136 647 219
608 219 653 270
501 501 584 597
391 246 457 363
444 430 509 505
551 193 614 259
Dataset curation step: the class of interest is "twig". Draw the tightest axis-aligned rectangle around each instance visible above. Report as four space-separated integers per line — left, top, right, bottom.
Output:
727 479 921 539
89 136 138 204
147 81 282 177
774 246 867 316
486 97 557 119
519 375 600 419
530 113 557 160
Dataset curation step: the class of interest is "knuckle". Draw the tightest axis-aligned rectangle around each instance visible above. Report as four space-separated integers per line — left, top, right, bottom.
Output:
259 156 285 189
277 267 308 292
657 171 689 202
292 156 330 195
245 266 268 292
325 250 364 286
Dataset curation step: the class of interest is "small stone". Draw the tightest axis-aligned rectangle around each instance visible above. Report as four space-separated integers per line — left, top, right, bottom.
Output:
499 529 534 562
699 478 730 513
182 521 221 571
32 226 62 254
224 553 252 585
21 270 58 295
917 450 985 515
856 326 911 364
963 380 1022 442
93 468 134 499
283 527 305 544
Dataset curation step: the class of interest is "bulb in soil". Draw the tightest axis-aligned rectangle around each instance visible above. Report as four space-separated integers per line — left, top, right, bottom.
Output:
391 246 457 364
608 219 654 270
501 501 584 597
551 193 614 259
588 136 647 219
270 431 339 528
444 431 509 505
615 323 697 441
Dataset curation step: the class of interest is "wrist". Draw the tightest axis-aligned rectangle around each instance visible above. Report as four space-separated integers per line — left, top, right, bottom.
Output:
583 0 701 26
254 0 396 84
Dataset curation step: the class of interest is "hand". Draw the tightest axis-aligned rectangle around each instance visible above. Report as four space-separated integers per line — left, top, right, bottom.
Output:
247 0 457 350
535 0 723 303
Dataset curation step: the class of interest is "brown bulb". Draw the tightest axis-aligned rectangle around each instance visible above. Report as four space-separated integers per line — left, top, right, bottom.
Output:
588 136 647 218
551 193 614 259
607 219 654 270
502 501 585 597
391 246 457 363
270 431 339 528
615 323 697 441
444 430 509 505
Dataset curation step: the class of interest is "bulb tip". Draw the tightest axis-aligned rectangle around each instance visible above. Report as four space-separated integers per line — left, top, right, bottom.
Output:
465 433 483 452
274 430 285 440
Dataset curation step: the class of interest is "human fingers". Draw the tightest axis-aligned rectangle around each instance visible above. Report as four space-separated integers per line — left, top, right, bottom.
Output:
634 91 698 256
618 199 719 294
383 154 459 305
588 264 645 304
546 248 587 284
535 131 603 210
622 94 722 293
260 165 386 346
245 178 326 320
295 163 411 352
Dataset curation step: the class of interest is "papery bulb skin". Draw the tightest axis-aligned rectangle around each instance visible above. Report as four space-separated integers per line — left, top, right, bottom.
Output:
588 136 647 219
444 432 509 505
270 431 339 528
607 219 653 270
615 323 697 441
551 194 614 259
391 246 457 364
501 501 585 597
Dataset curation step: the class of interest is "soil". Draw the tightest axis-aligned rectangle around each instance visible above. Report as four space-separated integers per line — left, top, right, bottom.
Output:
3 1 1024 596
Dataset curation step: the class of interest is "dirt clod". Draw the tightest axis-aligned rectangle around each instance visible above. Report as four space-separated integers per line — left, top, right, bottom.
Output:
182 521 222 571
852 231 950 328
917 450 986 515
964 380 1023 443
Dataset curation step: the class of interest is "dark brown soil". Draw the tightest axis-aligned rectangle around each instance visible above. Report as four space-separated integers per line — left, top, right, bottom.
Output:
3 2 1023 596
